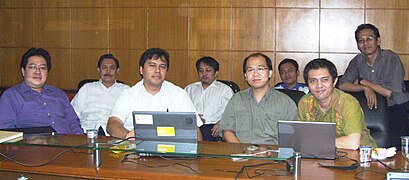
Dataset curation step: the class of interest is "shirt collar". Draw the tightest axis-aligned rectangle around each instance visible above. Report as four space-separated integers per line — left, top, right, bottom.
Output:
19 82 51 93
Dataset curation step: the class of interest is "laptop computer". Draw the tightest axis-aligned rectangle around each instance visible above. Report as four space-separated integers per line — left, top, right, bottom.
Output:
278 120 336 160
132 111 198 156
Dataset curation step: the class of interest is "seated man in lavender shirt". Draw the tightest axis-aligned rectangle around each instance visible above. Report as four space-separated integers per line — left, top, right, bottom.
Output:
0 48 83 134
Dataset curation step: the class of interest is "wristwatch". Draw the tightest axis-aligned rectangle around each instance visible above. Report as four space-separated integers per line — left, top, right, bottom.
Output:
358 77 364 85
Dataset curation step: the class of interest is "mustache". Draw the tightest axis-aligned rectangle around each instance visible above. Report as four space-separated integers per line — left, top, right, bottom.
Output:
103 74 113 77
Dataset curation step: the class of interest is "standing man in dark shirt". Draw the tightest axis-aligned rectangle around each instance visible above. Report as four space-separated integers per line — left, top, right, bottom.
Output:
339 23 409 148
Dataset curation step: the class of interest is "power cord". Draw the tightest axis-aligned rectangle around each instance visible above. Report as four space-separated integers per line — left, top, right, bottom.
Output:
121 154 289 179
0 143 89 167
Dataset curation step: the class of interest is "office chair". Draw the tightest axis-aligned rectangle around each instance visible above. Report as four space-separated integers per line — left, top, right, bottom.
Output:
218 80 240 93
346 91 391 148
77 79 125 92
334 75 343 88
276 89 305 106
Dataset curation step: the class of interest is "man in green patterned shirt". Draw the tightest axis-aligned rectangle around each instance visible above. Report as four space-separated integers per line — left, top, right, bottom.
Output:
297 58 377 150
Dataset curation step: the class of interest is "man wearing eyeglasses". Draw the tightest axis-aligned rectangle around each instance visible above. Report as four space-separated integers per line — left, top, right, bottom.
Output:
0 47 83 134
339 23 409 149
218 53 297 144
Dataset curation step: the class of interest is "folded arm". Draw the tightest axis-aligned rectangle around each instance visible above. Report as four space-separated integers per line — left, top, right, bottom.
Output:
335 133 361 150
222 130 240 143
106 116 133 139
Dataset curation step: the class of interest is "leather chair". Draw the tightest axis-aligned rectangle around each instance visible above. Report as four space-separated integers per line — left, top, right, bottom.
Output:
77 79 124 92
334 75 343 88
218 80 240 93
276 89 305 106
346 91 391 148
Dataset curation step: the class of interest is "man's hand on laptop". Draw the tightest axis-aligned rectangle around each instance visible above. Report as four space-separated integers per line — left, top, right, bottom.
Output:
124 130 135 139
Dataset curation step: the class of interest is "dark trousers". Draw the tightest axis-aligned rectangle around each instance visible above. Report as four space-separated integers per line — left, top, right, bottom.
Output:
388 103 408 150
200 124 221 141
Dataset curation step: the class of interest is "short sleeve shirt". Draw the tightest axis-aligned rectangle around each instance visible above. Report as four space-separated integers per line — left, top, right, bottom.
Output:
219 87 297 145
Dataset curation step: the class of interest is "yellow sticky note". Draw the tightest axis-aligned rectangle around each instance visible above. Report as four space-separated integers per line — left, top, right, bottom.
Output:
157 144 176 153
156 126 175 136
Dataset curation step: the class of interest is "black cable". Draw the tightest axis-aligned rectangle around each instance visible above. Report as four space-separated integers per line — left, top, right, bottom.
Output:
376 159 409 171
0 143 89 167
122 155 288 179
354 169 386 180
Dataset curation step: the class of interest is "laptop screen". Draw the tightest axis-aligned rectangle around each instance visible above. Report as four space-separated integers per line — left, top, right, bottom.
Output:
132 111 198 156
278 120 336 159
132 111 198 143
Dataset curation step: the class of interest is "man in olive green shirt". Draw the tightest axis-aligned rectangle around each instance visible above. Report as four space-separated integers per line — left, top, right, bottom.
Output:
219 53 297 145
297 58 377 150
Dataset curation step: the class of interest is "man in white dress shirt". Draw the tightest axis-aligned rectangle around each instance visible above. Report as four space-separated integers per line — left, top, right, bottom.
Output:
185 56 233 141
71 54 129 135
107 48 203 140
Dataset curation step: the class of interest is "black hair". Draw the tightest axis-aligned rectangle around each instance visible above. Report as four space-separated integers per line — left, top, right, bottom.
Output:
278 58 299 72
195 56 219 72
98 54 119 68
354 23 381 42
303 58 338 85
20 47 51 71
242 53 273 73
139 48 169 69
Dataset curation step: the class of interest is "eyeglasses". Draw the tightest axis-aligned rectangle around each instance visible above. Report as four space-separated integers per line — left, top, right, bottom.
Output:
358 36 376 44
26 65 48 73
246 67 269 74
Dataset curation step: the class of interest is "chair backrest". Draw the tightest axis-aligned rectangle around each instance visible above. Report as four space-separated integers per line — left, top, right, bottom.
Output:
275 89 305 106
218 80 240 93
77 79 124 92
346 91 390 147
334 75 343 88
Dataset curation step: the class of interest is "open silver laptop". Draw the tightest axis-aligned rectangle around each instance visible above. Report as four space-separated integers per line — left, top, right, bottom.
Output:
132 111 198 156
278 120 336 160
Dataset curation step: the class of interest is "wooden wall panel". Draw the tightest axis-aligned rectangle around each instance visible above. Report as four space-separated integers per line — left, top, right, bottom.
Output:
46 49 72 89
0 9 34 47
35 0 70 7
148 8 188 50
189 8 231 50
366 10 409 54
109 8 147 49
148 0 188 7
71 8 108 48
366 0 409 8
321 0 364 8
0 0 33 7
34 8 71 48
232 8 275 51
276 9 319 52
0 48 27 86
231 0 275 7
165 50 189 88
320 9 363 53
1 0 409 92
190 0 231 7
276 0 318 8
